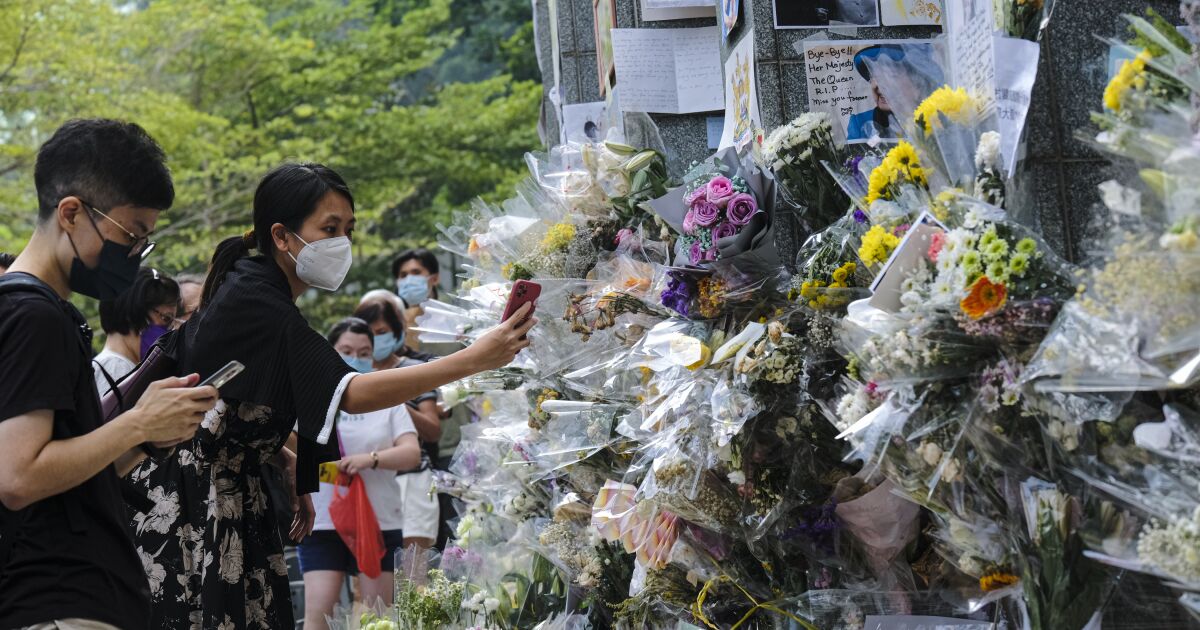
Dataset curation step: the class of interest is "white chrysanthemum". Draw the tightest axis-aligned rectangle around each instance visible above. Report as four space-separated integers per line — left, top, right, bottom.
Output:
974 131 1002 171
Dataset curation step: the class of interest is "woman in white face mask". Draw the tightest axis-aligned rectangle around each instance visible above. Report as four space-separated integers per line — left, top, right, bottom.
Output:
122 163 536 629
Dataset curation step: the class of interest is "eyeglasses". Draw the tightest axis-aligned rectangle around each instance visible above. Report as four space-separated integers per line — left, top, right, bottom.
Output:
151 307 181 326
80 201 156 259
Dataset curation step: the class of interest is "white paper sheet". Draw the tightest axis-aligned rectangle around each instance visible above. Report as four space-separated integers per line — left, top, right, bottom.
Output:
641 0 715 21
946 0 1038 174
992 36 1039 176
946 0 997 111
718 31 761 150
880 0 944 26
611 27 724 114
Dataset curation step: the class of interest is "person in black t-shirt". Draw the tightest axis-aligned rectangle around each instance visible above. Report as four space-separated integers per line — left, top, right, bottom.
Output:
0 119 219 630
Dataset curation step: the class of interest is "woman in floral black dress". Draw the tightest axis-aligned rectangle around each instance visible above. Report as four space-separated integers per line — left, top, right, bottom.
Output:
124 163 535 629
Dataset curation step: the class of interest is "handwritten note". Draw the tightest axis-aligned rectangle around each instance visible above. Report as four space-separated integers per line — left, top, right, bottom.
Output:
802 41 874 142
611 27 724 114
945 0 1039 175
947 0 996 111
993 36 1038 175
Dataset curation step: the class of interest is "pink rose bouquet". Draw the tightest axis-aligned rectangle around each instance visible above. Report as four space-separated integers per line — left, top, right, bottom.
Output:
678 171 758 264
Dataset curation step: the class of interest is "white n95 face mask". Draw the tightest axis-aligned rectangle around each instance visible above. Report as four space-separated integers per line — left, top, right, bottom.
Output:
289 233 353 291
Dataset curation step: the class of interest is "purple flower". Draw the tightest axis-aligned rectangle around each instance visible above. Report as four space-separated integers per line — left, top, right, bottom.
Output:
660 273 693 316
691 200 721 227
684 186 706 206
712 221 738 241
706 176 735 208
853 209 869 224
703 247 718 262
682 209 697 235
726 192 758 226
688 241 704 264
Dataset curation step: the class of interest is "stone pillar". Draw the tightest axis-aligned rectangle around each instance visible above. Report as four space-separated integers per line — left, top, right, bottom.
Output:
537 0 1187 262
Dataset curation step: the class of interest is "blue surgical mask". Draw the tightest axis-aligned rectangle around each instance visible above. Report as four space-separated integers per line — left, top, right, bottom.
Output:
372 330 405 362
396 275 430 306
341 353 373 373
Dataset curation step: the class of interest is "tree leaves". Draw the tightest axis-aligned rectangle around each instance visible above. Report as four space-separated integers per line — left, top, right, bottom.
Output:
0 0 539 333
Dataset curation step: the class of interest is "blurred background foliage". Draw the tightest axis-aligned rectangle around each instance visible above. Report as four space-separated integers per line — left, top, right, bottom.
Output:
0 0 541 333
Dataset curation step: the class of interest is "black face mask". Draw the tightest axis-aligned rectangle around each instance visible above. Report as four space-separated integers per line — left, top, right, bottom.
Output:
68 217 141 300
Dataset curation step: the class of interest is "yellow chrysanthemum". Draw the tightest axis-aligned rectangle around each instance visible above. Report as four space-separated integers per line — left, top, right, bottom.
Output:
1103 50 1152 112
864 141 928 205
541 222 577 251
914 86 975 135
858 225 901 267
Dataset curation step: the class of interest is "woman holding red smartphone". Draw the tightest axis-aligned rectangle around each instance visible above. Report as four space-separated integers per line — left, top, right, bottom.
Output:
122 163 535 629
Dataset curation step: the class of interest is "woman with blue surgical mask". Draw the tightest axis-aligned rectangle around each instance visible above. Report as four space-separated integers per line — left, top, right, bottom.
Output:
354 290 443 553
298 317 420 630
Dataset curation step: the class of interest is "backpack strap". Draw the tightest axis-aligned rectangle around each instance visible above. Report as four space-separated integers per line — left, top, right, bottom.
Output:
0 274 92 355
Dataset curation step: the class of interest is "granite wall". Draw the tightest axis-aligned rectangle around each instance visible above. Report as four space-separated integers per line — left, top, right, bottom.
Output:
533 0 1185 264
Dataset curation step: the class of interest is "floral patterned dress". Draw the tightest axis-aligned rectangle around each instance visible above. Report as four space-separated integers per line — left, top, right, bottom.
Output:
127 399 294 630
122 255 355 629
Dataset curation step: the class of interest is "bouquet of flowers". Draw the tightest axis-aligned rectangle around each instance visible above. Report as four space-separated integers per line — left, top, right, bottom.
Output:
762 112 851 230
678 170 760 265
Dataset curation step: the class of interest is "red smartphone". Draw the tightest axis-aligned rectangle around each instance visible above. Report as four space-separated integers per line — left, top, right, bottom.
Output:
501 280 541 322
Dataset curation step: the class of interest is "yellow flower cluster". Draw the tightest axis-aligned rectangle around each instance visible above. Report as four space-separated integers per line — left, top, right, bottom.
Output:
931 188 961 222
859 225 900 267
979 570 1019 592
697 277 725 319
541 222 577 251
914 86 975 135
865 141 928 205
798 262 857 310
1103 49 1152 112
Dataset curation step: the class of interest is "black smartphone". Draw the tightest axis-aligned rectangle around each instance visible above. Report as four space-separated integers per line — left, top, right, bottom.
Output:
198 360 245 390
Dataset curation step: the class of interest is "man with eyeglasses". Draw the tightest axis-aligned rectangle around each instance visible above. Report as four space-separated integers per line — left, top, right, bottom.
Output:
0 119 219 630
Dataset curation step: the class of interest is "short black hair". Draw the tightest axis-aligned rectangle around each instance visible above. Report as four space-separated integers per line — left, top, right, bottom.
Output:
0 253 15 269
326 317 375 347
34 119 174 222
353 298 406 338
98 267 181 335
392 248 440 278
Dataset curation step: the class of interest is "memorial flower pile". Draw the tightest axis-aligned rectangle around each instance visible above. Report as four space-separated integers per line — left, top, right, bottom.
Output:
380 8 1200 629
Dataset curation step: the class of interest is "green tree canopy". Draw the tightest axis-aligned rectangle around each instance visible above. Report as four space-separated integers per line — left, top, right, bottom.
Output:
0 0 540 333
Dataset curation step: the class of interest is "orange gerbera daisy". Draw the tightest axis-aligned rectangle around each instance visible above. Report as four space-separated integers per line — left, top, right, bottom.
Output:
960 276 1007 319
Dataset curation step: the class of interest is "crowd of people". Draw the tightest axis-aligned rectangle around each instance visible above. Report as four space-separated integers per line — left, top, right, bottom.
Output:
0 118 535 630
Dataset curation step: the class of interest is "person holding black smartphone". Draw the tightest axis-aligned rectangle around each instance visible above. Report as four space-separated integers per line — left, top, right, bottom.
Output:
0 119 219 630
123 162 535 628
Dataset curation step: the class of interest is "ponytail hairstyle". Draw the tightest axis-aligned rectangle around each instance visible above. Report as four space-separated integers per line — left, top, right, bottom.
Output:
201 162 354 306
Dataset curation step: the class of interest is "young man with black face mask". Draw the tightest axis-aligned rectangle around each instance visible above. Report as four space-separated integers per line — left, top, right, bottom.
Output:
0 119 219 630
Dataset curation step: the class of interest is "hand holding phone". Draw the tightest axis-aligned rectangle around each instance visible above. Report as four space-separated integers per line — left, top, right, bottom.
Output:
501 280 541 323
199 360 245 390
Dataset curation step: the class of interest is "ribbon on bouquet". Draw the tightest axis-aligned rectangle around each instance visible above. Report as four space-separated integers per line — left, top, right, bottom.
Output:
690 574 819 630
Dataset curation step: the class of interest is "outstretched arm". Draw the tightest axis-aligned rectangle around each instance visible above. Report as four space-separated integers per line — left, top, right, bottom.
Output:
339 304 535 415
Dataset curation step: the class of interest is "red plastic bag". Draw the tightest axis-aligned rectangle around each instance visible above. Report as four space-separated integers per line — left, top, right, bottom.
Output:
328 474 386 578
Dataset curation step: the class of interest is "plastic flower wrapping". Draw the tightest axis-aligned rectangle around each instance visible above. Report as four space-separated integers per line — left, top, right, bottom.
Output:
380 8 1200 629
